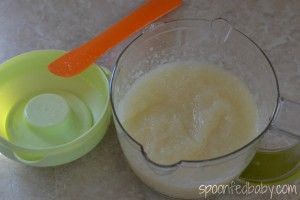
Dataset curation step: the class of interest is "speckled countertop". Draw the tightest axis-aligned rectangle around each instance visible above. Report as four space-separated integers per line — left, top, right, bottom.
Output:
0 1 299 200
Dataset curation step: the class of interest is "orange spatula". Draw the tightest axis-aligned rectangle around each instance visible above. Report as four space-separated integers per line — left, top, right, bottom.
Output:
48 0 182 77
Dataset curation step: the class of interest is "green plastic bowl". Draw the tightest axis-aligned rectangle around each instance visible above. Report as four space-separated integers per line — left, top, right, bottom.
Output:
0 50 111 167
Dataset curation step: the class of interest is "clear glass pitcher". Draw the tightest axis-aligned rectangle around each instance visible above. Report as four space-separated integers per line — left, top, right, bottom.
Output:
110 18 300 199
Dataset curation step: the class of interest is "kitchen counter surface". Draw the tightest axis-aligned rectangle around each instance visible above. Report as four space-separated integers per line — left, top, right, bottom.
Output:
0 0 299 199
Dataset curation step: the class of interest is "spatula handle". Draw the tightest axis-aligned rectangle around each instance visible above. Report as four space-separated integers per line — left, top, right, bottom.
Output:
48 0 182 77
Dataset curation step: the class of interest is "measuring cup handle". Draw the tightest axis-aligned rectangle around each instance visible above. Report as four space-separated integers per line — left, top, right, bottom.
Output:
271 97 300 139
240 97 300 183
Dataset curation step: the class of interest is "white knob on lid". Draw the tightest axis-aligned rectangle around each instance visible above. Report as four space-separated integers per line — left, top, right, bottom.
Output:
25 94 70 128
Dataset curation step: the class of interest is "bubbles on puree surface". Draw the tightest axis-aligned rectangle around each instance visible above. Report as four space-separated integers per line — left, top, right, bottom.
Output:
118 62 258 165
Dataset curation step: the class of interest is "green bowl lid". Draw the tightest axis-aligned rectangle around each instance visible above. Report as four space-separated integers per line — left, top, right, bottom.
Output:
240 143 300 184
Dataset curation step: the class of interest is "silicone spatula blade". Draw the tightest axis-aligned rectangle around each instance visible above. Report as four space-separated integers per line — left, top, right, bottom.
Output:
48 0 182 77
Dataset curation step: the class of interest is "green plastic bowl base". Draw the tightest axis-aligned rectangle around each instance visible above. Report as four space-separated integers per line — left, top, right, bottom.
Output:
0 50 111 166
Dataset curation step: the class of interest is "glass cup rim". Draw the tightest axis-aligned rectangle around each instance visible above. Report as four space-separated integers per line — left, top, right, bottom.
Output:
110 18 281 168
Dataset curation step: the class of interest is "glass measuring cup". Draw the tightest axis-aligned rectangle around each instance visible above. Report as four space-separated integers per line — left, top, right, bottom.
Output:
110 19 300 199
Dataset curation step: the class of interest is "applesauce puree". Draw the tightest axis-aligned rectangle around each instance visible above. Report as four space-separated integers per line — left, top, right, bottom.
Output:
118 62 258 165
